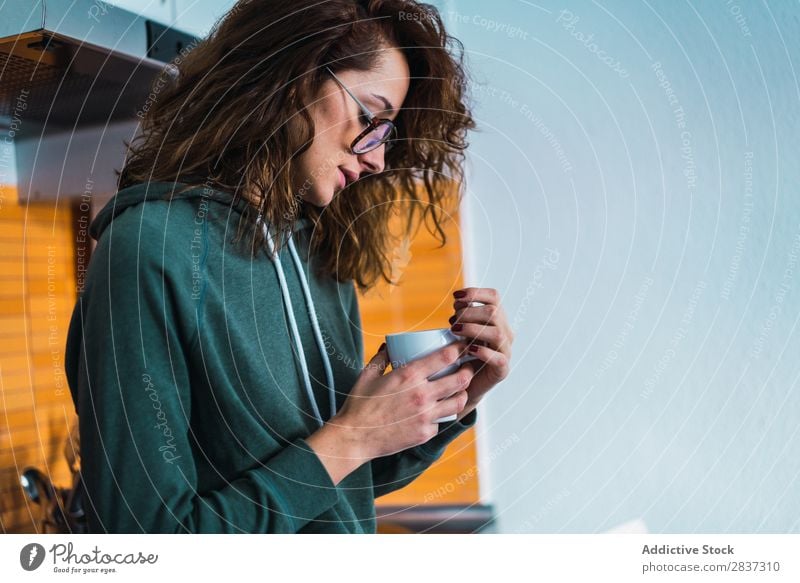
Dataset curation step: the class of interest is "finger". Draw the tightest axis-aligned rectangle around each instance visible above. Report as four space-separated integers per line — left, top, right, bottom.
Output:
431 388 468 422
452 302 509 334
449 304 497 326
449 322 503 350
451 298 512 351
427 362 474 400
362 342 390 379
453 287 501 306
407 341 470 379
462 342 510 383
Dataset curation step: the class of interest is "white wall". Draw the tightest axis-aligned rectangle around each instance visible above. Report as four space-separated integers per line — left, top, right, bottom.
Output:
446 0 800 533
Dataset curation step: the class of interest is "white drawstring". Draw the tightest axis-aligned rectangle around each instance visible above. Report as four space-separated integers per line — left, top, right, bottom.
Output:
286 233 338 421
262 220 336 428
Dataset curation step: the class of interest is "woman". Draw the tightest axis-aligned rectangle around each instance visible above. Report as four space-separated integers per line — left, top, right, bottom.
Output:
64 0 513 533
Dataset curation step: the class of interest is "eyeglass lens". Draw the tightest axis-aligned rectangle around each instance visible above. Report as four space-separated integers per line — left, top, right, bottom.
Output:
354 121 394 153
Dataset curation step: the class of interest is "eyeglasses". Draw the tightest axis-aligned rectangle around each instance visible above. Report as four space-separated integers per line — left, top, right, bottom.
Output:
325 66 397 155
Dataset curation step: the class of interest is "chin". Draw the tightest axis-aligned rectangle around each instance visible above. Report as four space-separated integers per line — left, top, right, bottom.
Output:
302 189 335 209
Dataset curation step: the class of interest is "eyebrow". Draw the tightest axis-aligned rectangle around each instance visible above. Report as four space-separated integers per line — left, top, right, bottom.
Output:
370 93 396 116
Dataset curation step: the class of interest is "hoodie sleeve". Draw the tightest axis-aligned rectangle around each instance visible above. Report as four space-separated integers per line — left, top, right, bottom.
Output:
370 409 478 499
343 283 479 499
67 210 340 533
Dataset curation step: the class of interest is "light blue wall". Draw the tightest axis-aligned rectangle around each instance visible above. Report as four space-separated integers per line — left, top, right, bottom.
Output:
443 0 799 532
104 0 237 37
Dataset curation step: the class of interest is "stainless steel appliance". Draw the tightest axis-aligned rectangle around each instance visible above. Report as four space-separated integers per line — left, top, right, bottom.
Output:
0 0 196 202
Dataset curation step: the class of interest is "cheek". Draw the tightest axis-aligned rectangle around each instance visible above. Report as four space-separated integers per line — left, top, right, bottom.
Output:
317 119 349 159
315 95 354 149
291 139 336 195
299 140 332 180
303 123 347 177
292 149 321 195
291 97 350 191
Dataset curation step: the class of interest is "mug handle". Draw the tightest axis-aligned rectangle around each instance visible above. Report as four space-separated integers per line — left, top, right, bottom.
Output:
457 353 479 366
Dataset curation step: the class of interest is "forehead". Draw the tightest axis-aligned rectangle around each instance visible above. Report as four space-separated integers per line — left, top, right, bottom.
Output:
333 48 410 113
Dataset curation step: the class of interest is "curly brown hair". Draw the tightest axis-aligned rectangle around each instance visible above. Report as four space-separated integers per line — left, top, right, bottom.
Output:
117 0 475 292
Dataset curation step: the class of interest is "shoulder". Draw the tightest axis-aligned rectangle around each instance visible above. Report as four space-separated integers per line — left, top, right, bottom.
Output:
93 198 201 262
338 278 360 320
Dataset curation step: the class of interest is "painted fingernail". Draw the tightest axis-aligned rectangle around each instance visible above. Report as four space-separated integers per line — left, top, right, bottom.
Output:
454 301 467 309
451 323 463 331
453 290 467 298
379 342 386 352
448 315 456 324
468 344 479 352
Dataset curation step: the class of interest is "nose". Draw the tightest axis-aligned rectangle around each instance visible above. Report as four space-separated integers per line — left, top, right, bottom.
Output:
356 143 386 175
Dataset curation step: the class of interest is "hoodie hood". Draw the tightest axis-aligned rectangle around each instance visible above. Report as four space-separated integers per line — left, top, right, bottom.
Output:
90 181 311 241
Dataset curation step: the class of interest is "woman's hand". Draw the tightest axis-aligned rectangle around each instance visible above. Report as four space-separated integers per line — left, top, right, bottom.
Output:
448 287 514 420
325 342 476 465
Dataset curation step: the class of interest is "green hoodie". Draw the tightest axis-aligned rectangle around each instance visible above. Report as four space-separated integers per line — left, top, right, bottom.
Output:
64 181 477 534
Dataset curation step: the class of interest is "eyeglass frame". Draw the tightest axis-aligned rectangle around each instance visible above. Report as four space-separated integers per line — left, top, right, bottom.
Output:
325 66 397 155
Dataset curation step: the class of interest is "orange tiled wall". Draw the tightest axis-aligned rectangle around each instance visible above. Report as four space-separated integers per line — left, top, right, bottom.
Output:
0 191 78 533
359 203 480 506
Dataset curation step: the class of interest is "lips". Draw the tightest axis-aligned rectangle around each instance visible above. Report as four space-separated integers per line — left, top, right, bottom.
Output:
337 168 346 190
338 167 358 189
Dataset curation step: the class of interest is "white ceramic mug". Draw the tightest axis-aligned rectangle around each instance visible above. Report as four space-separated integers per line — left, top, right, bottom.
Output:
385 328 478 423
